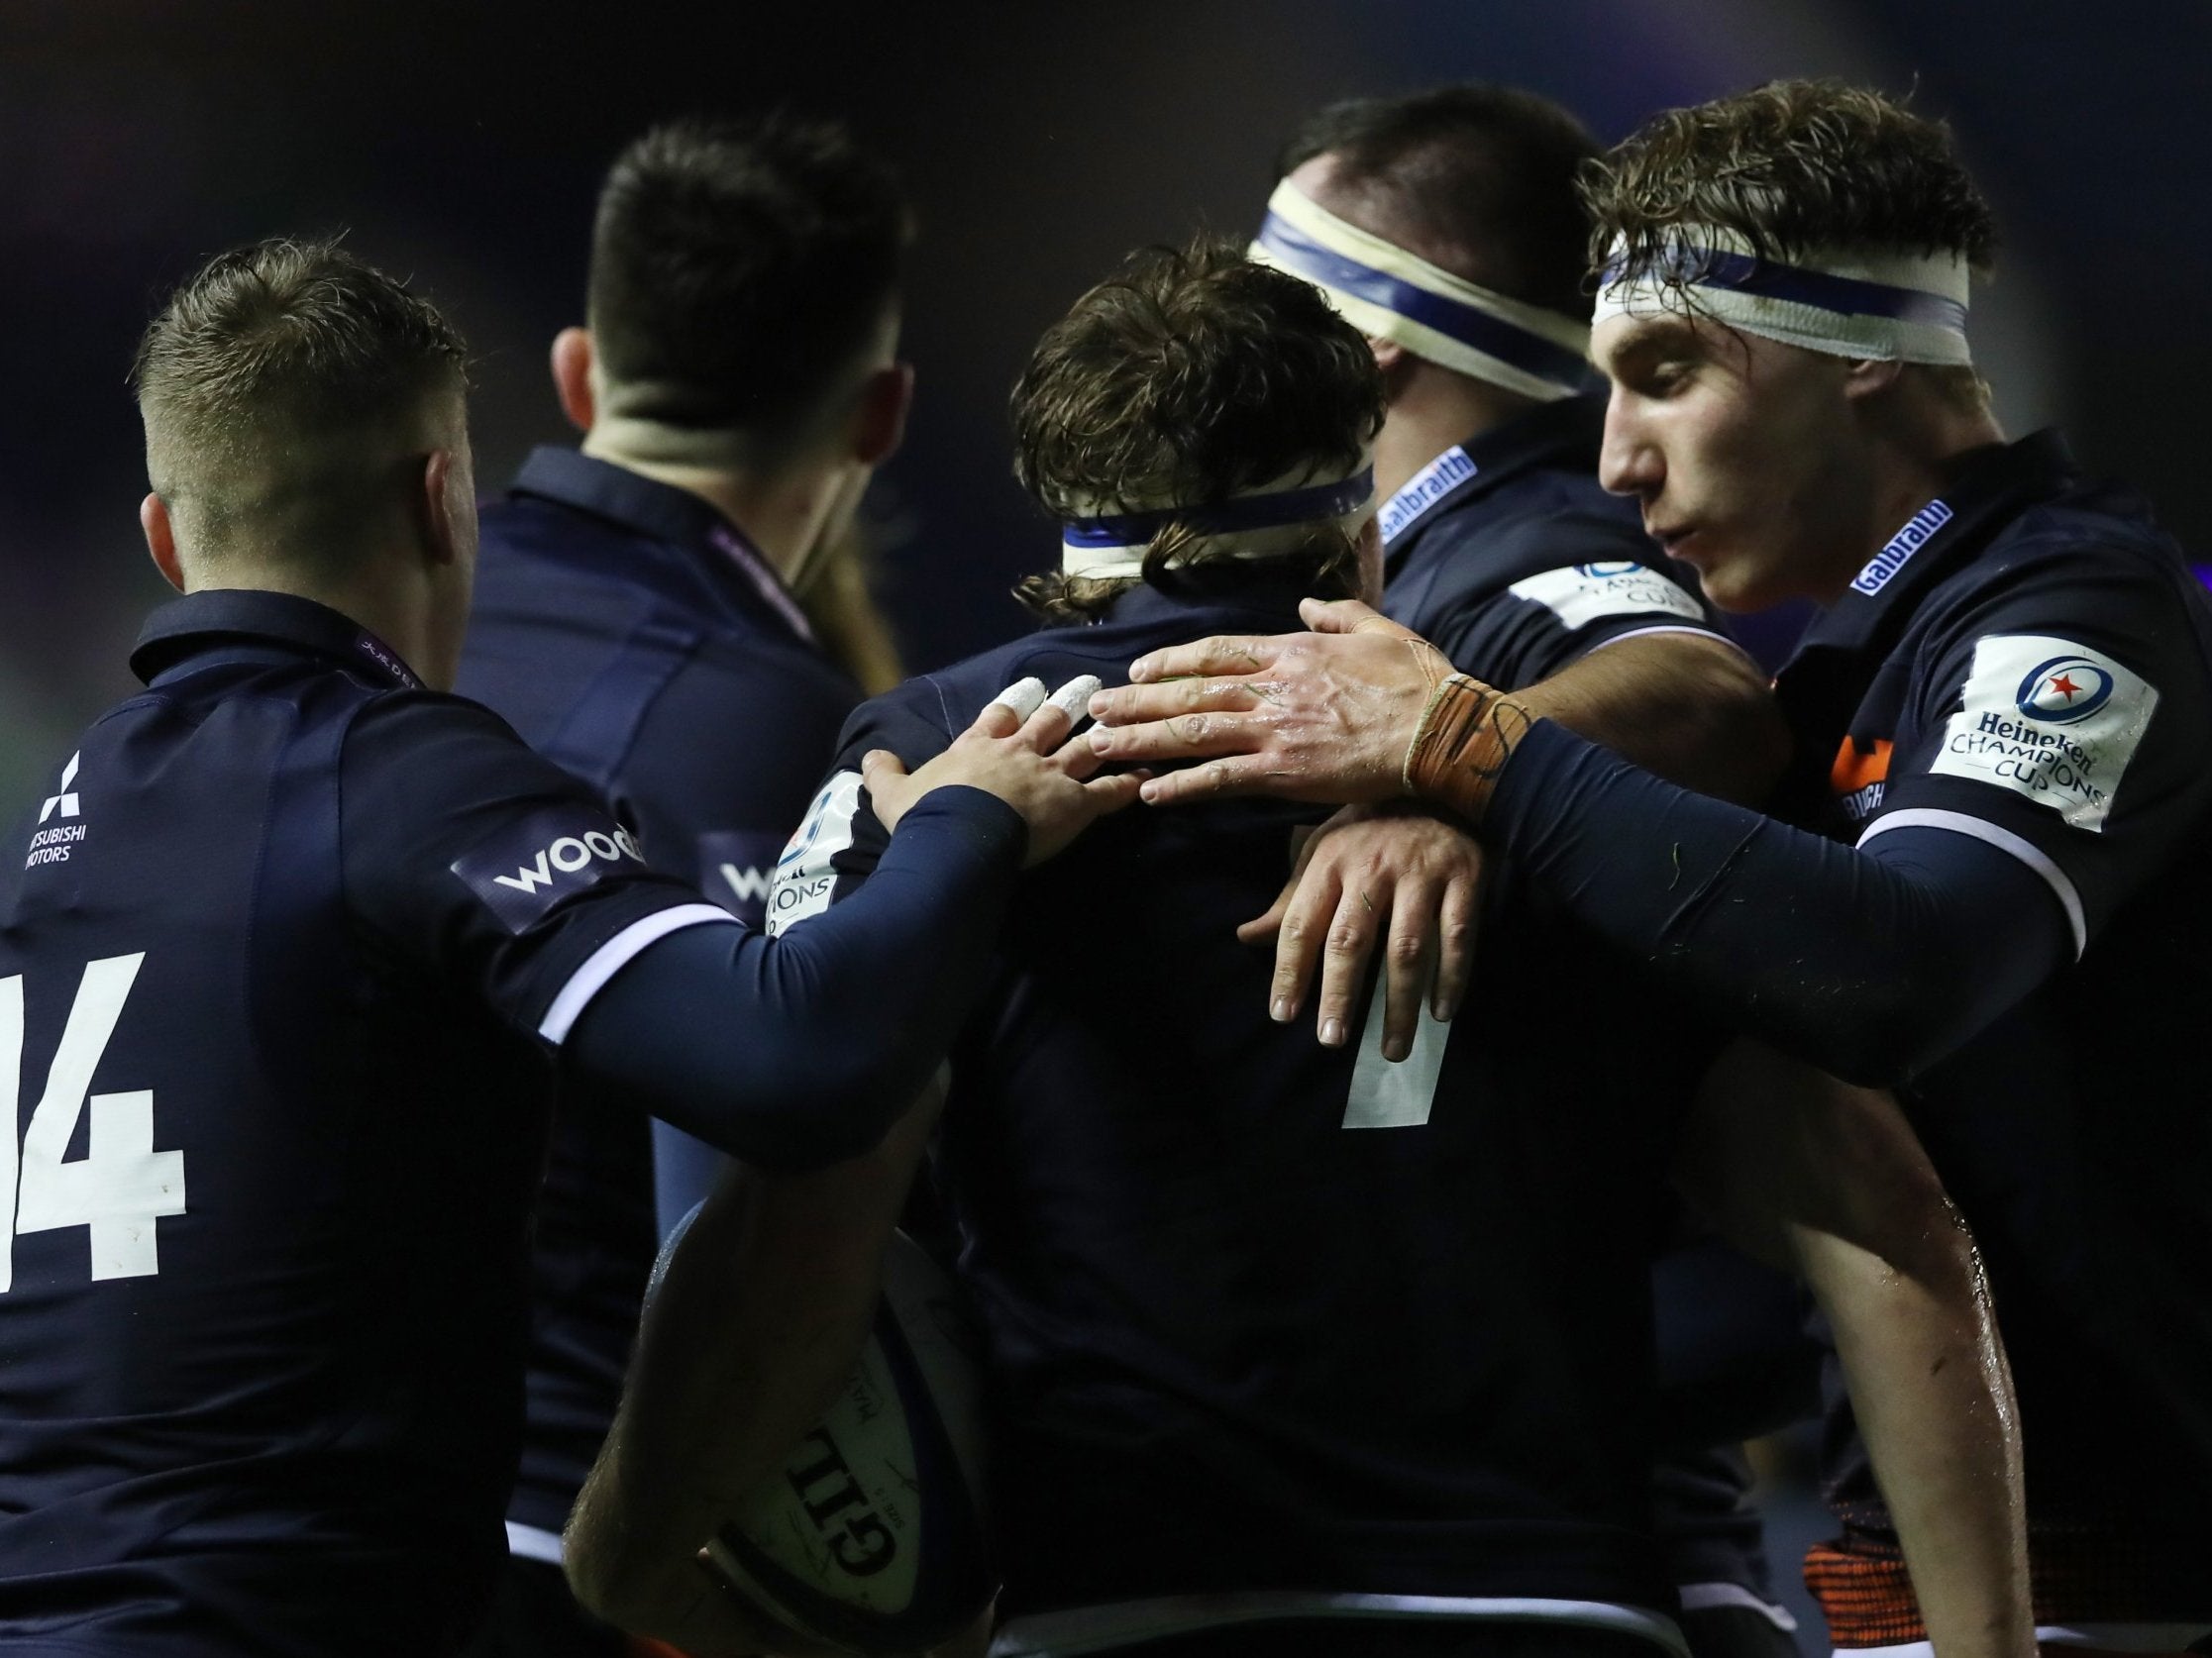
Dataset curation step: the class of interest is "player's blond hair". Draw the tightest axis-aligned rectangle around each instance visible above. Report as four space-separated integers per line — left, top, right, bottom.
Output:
132 238 469 562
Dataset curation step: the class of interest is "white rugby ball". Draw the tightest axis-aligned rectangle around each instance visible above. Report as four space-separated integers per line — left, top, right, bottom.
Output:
704 1232 996 1655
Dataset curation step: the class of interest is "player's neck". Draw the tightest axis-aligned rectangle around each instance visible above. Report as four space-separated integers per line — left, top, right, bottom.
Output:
1861 386 2008 565
1374 368 1542 502
182 556 459 692
583 424 850 589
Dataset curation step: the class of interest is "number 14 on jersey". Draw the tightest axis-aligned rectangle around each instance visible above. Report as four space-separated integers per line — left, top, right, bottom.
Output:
0 953 186 1292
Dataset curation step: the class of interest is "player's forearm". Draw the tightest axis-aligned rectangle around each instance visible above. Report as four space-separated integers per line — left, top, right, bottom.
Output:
1682 1044 2031 1658
570 787 1020 1167
1800 1215 2030 1658
1471 723 2064 1085
1512 634 1787 805
567 1102 937 1643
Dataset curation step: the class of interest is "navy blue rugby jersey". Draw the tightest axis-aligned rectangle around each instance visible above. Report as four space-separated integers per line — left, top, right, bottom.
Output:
771 577 1701 1657
1380 400 1796 1617
1378 395 1722 682
1770 431 2212 1613
458 447 861 1546
0 591 729 1657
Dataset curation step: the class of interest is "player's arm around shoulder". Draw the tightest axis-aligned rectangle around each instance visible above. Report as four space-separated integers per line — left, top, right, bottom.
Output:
1677 1039 2033 1658
1419 522 1788 804
1511 627 1784 805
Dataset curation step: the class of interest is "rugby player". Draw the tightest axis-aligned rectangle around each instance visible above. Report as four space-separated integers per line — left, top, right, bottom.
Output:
1254 86 1814 1655
573 241 2027 1658
1086 80 2212 1656
453 114 913 1650
0 238 1132 1657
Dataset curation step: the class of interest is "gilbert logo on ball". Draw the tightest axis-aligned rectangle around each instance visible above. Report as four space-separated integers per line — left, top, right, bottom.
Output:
706 1234 996 1655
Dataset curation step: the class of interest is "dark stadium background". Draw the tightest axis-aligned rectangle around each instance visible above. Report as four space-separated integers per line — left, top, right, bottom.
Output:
3 2 2204 1646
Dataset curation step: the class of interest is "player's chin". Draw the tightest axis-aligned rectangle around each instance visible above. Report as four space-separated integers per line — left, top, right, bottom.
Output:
1684 548 1771 614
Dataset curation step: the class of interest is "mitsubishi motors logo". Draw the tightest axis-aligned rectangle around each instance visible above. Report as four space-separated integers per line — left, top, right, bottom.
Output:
39 753 81 823
27 753 87 870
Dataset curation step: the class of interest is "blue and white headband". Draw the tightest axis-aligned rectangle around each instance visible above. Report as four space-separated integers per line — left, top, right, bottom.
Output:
1593 228 1972 366
1248 180 1591 403
1061 459 1376 581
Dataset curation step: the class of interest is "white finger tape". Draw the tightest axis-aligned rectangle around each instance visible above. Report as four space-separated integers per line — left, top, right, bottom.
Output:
989 676 1047 722
1047 674 1105 727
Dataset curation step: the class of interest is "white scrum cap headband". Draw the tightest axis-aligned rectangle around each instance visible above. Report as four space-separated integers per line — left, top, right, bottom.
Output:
1059 455 1376 582
1592 226 1972 366
1249 180 1591 403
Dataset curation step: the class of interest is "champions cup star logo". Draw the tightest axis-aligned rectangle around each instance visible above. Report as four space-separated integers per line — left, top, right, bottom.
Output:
38 753 81 823
2015 656 2116 725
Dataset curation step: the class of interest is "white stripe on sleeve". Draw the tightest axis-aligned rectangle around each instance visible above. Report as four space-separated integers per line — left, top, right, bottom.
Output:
1857 806 2088 958
538 903 741 1045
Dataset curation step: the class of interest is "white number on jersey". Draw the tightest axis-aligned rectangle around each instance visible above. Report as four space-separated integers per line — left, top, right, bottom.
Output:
0 953 186 1290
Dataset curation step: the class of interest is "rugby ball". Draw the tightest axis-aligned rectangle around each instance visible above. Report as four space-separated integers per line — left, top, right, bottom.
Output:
703 1232 996 1655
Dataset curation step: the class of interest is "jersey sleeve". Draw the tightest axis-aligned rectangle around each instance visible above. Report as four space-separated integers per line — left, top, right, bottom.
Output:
1863 547 2212 953
339 693 736 1045
766 685 954 936
1422 514 1731 692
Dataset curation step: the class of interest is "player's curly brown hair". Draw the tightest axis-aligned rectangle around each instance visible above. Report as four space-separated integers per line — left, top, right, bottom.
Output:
1010 238 1383 623
1579 80 1999 287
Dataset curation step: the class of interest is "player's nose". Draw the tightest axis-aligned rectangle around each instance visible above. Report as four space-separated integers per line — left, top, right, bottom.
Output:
1598 394 1661 500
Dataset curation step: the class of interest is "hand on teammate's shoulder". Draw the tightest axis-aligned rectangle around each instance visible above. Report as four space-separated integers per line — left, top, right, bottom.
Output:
864 675 1142 868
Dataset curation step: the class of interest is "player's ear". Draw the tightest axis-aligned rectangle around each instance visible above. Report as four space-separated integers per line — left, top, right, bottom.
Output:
551 328 596 433
421 449 474 569
1370 337 1418 402
851 362 914 468
1841 356 1905 402
141 493 186 593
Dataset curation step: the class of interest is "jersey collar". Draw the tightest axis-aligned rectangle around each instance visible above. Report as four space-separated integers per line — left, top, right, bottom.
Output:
1771 431 2082 804
509 446 816 646
1099 571 1319 637
1381 394 1606 572
1791 428 2081 660
131 590 425 690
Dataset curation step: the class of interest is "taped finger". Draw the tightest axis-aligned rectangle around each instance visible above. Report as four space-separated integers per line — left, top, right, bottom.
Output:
1042 674 1104 736
988 676 1048 723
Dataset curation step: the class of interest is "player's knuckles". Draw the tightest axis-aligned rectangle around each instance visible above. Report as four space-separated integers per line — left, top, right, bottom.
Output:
1170 676 1219 709
1181 758 1234 795
1324 922 1370 959
1385 930 1426 967
1274 913 1318 961
1191 637 1266 674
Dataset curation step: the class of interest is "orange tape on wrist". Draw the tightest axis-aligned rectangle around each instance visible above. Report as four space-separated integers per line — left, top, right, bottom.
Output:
1401 674 1535 825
